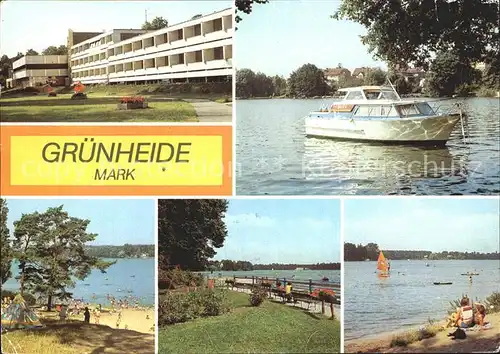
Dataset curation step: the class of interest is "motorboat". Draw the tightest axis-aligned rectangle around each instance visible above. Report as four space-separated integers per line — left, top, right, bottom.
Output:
305 85 462 145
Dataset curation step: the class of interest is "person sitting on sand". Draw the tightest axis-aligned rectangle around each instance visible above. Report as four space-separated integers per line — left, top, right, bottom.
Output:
83 307 91 323
455 297 474 328
475 303 487 329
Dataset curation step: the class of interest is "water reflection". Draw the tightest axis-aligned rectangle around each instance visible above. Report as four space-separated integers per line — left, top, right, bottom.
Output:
302 138 468 194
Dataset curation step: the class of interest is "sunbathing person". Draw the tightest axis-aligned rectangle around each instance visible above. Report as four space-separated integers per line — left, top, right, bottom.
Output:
474 303 488 330
455 297 474 328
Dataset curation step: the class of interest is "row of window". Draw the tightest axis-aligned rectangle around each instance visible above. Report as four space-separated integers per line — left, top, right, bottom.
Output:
70 17 229 57
352 103 435 117
71 48 228 78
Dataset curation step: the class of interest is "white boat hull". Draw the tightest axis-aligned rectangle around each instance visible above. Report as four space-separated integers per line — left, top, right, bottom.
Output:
305 114 461 143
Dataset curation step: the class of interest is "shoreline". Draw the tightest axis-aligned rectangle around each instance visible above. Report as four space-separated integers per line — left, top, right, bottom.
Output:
345 312 500 353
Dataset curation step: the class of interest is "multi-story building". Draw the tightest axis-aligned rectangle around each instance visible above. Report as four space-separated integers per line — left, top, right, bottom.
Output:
11 55 69 88
69 8 233 84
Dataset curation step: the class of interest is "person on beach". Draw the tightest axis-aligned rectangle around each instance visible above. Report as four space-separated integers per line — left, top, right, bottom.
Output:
83 307 91 323
116 309 122 328
94 307 101 324
59 305 67 322
475 303 487 329
455 297 474 328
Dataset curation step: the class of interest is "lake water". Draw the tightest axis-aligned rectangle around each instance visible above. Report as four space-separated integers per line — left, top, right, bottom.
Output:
344 260 500 341
236 98 500 195
3 258 155 306
202 269 340 285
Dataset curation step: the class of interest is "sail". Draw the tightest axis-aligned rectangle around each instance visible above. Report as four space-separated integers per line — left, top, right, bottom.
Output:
377 251 389 272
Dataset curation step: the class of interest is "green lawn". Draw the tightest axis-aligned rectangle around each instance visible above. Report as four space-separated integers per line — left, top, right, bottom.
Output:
0 94 197 122
158 291 341 354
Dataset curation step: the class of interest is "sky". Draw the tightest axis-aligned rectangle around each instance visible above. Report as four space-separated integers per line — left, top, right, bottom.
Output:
4 199 155 245
235 0 386 77
0 0 231 57
214 199 341 264
344 198 500 253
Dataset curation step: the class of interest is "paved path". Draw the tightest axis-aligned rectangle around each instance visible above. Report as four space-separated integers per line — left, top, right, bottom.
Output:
184 99 232 123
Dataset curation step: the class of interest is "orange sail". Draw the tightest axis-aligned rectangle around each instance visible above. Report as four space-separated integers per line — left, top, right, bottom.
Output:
377 251 389 273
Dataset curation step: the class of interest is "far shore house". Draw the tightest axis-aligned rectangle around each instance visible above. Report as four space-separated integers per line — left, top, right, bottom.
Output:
397 66 426 87
324 67 351 83
11 55 69 88
352 67 371 79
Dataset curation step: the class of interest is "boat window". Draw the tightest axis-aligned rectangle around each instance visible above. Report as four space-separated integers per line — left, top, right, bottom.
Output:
378 105 399 117
363 91 380 100
354 106 375 116
416 102 435 115
379 91 398 100
345 91 364 100
397 104 420 117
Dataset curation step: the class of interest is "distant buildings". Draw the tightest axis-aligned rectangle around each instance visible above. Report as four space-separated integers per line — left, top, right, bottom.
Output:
11 55 69 88
324 67 351 83
8 8 233 89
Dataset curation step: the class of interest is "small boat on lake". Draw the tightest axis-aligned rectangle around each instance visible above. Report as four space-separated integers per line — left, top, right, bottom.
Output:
434 282 453 285
321 277 329 282
461 272 479 275
305 85 462 145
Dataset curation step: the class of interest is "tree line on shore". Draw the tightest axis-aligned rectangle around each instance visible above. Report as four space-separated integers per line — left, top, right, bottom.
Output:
84 244 154 258
207 259 341 271
0 199 121 310
344 242 500 261
236 0 499 99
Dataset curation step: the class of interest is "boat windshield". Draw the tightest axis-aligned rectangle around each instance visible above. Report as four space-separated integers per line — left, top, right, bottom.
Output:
397 102 436 117
378 90 399 100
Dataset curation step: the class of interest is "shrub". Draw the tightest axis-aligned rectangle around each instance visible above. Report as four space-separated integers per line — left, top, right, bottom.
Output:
390 324 442 347
249 287 267 307
225 279 235 286
485 292 500 313
158 268 204 290
71 92 87 100
158 289 229 326
48 92 57 97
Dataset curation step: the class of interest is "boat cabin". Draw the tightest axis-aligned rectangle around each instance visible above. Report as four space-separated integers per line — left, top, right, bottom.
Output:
339 86 400 101
317 86 436 118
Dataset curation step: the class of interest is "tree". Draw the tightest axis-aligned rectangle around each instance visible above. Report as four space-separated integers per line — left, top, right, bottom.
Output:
158 199 228 271
482 53 500 90
388 71 413 95
142 16 168 30
236 68 256 98
235 0 269 24
287 63 329 97
364 68 387 86
333 0 499 70
25 49 39 56
13 206 114 310
42 45 67 55
253 72 274 97
424 51 478 97
271 75 287 96
0 199 12 284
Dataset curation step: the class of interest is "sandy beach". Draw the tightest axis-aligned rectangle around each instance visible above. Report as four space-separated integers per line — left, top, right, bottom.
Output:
67 308 155 334
345 312 500 353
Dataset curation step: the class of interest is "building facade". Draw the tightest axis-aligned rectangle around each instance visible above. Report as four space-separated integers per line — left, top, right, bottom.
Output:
11 55 69 88
69 8 233 84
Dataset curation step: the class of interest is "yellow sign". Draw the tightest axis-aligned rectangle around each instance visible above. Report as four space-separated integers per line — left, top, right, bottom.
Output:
10 135 223 186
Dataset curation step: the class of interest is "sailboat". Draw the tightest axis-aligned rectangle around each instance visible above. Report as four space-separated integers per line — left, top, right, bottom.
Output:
377 251 390 278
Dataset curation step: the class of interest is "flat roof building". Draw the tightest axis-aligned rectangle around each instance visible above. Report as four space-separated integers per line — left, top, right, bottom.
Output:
12 55 69 88
68 8 233 84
